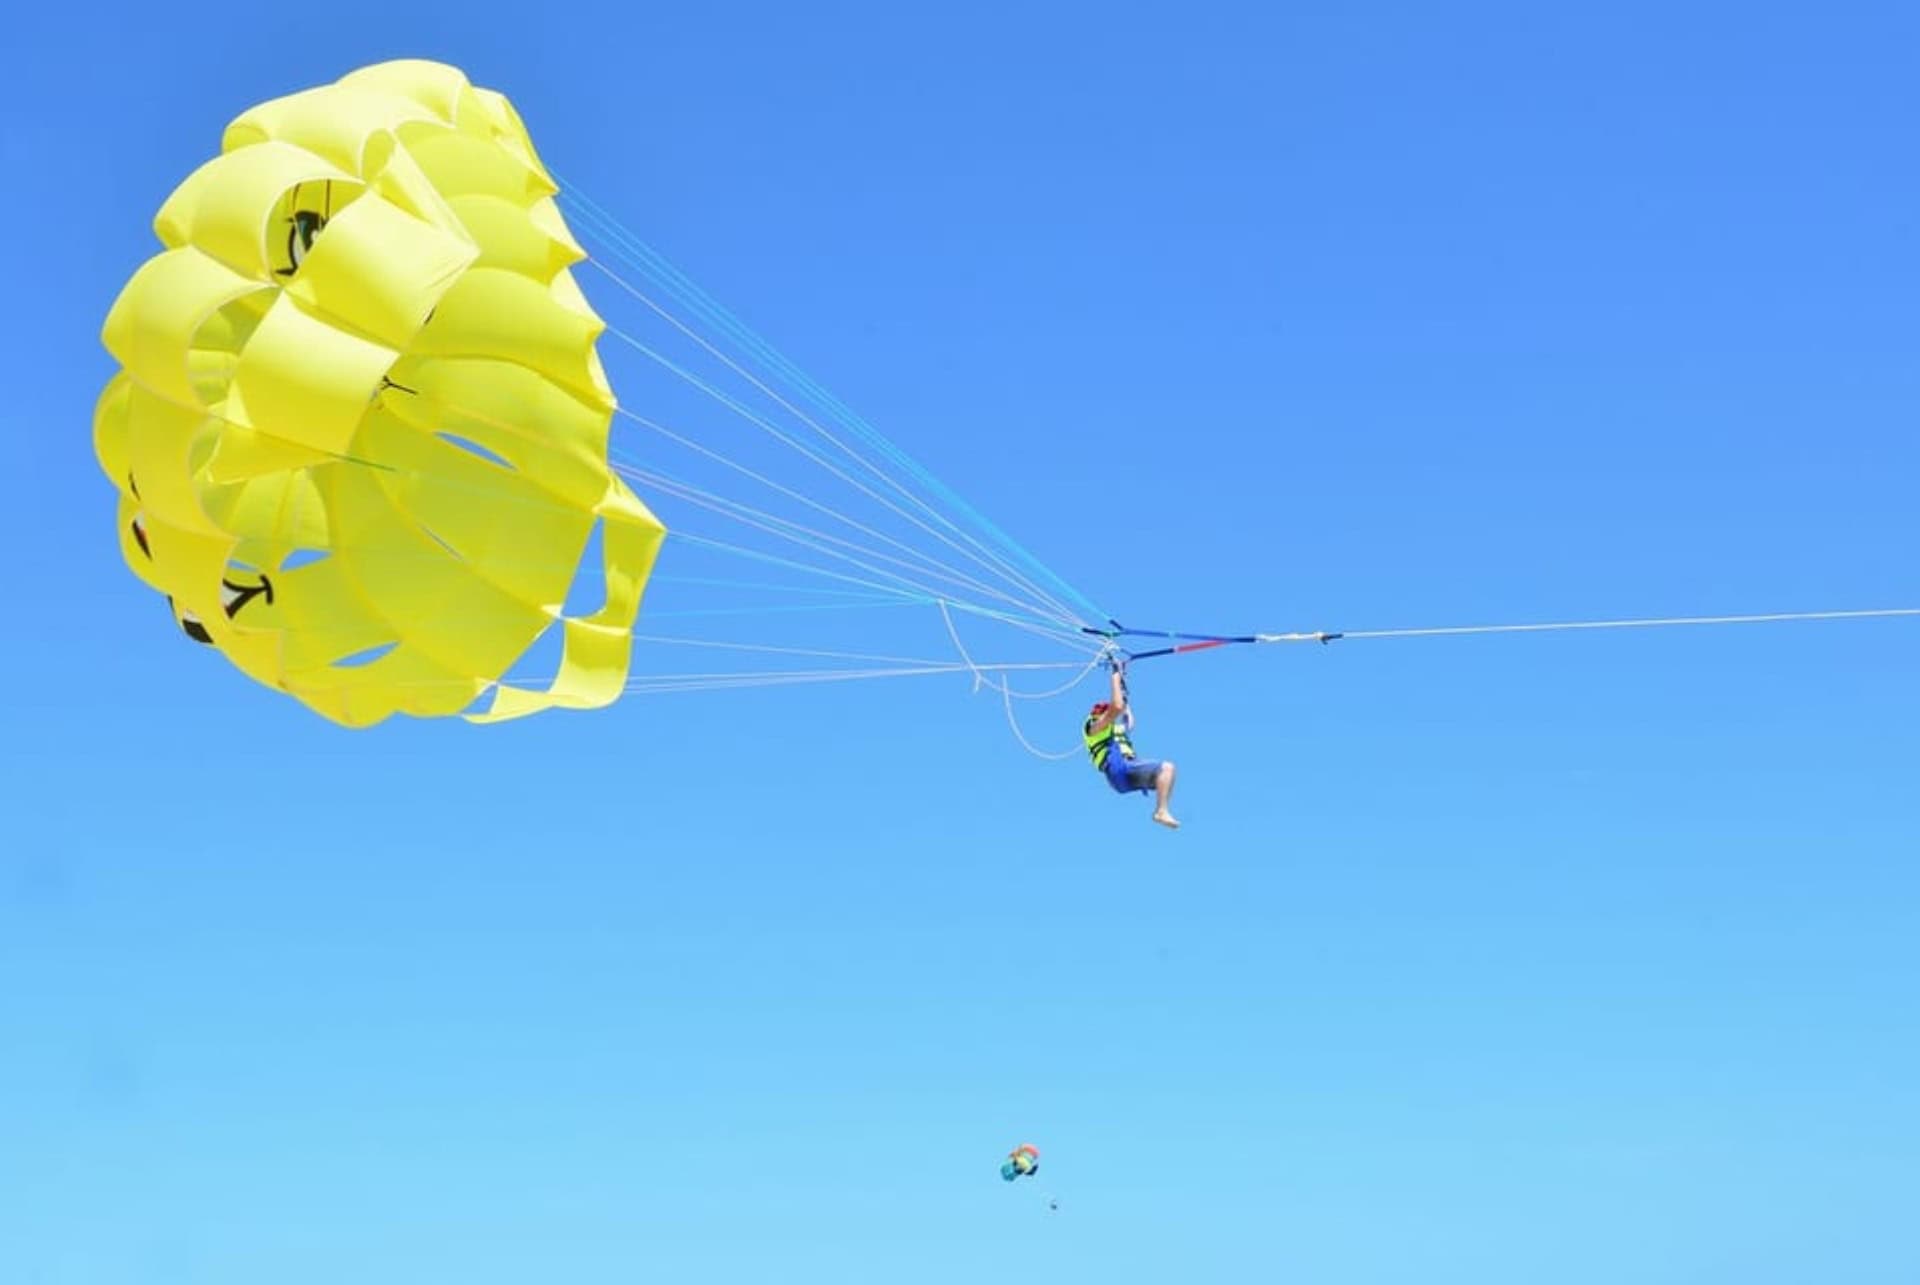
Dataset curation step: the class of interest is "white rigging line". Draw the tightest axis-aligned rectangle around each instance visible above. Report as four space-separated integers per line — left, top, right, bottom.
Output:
620 461 1090 641
586 260 1090 629
630 633 980 668
597 317 1083 630
620 660 1088 695
936 599 1109 761
612 444 1074 629
613 406 1042 617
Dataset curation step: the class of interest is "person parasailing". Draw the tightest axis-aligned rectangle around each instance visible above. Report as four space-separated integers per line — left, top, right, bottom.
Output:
1083 657 1179 829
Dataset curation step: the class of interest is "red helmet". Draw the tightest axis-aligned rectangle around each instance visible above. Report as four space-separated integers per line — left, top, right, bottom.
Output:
1090 700 1111 715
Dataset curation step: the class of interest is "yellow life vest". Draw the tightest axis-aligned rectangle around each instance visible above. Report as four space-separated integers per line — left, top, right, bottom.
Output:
1083 714 1134 772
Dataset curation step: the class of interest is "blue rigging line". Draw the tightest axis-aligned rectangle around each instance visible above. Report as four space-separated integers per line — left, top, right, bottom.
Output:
551 177 1107 625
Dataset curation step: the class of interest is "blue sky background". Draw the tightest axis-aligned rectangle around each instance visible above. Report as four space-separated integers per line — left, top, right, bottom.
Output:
4 3 1917 1282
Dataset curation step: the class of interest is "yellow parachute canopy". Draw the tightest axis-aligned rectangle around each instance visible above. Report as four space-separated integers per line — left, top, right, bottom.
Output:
95 59 664 728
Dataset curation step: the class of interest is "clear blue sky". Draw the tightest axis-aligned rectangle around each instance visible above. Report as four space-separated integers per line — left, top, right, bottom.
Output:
4 3 1917 1282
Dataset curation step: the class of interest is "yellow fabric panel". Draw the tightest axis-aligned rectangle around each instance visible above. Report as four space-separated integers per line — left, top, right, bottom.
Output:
399 127 548 204
202 418 334 483
189 292 269 353
448 194 579 277
320 461 553 681
379 356 614 508
154 143 361 278
359 138 465 239
467 87 555 186
148 516 240 638
549 266 608 332
356 407 595 609
285 648 484 727
529 197 587 261
338 59 472 124
94 374 134 483
223 84 438 175
284 193 475 349
473 618 627 721
223 292 397 456
188 354 241 410
198 467 331 551
417 268 609 403
596 478 663 623
471 507 663 722
98 59 666 727
112 496 166 595
101 249 267 409
269 553 399 668
122 387 221 536
212 592 292 692
186 294 270 403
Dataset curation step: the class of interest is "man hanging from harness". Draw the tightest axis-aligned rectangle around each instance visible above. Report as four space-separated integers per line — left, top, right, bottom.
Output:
1084 653 1179 829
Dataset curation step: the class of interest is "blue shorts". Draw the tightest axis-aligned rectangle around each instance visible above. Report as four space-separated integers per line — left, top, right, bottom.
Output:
1105 753 1163 795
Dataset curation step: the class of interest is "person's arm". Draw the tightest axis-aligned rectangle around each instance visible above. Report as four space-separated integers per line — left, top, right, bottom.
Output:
1111 665 1137 732
1085 662 1129 734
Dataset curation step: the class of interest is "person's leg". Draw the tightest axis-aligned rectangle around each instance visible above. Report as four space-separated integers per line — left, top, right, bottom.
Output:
1152 761 1179 829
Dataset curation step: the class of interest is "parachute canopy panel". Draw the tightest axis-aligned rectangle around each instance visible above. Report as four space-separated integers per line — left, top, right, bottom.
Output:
96 59 665 727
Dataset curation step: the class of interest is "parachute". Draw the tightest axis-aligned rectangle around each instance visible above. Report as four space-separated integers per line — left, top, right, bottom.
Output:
1000 1143 1039 1182
95 60 664 727
102 63 1913 741
1000 1143 1056 1210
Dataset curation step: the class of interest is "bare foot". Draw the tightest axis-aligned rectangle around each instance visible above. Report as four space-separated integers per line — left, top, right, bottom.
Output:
1152 810 1181 830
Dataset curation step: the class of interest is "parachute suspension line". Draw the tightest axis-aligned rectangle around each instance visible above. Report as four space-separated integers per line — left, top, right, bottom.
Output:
641 576 916 619
937 599 1107 762
617 660 1091 696
641 600 928 621
544 183 1118 713
612 600 1920 699
285 436 1074 673
246 380 1082 659
653 575 919 599
995 681 1097 762
607 408 1074 627
628 633 1001 668
627 460 1018 612
557 188 1098 621
586 259 1088 633
669 531 948 605
130 392 1093 704
594 312 1086 632
555 192 1103 625
938 601 1105 700
615 459 1090 637
513 582 1096 696
357 384 1046 636
665 531 1095 655
614 406 1000 596
344 383 1074 642
389 372 1086 651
